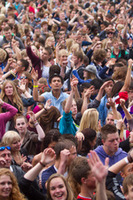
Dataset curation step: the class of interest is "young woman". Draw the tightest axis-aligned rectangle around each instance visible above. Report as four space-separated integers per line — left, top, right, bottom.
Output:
47 174 74 200
0 168 26 200
78 108 99 132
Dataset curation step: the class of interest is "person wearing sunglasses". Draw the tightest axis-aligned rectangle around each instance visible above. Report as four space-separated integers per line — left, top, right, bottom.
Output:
0 143 25 186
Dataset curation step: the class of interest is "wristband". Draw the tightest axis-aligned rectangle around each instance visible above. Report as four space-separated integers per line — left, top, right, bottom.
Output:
34 122 39 126
124 157 129 164
33 85 38 88
39 161 45 167
44 107 47 111
127 153 133 163
128 65 132 68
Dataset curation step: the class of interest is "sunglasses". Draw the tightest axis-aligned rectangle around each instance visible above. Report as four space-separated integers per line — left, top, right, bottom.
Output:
20 76 27 80
107 32 113 34
0 146 11 151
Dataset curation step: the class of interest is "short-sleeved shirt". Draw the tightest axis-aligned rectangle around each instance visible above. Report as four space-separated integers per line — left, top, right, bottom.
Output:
41 91 69 114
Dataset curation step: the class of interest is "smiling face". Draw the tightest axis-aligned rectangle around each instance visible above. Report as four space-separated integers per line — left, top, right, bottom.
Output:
0 175 12 199
11 139 21 152
49 177 67 200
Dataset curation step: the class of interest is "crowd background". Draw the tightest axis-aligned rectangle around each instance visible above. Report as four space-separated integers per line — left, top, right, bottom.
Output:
1 0 133 200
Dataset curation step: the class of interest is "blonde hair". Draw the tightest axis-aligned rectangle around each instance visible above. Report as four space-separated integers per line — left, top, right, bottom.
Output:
0 80 23 113
66 38 74 53
79 108 99 132
0 168 26 200
2 131 21 147
70 43 80 54
58 49 68 58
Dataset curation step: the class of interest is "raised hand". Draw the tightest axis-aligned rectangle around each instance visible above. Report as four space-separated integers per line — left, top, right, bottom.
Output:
88 150 109 182
40 148 56 166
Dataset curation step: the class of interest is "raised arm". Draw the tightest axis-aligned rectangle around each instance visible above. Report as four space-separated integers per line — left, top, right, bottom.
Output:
24 148 55 181
31 68 44 102
28 111 45 141
88 151 109 200
120 59 133 92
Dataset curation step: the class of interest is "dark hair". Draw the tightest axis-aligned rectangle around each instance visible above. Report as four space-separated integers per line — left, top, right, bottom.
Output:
101 124 117 141
80 83 91 93
79 128 96 156
49 74 64 84
90 78 103 90
43 129 61 149
70 157 91 185
111 81 124 97
20 59 29 71
54 139 76 160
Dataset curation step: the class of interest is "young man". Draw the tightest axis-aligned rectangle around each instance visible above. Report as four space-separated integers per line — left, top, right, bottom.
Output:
95 124 127 166
32 69 69 115
71 151 108 200
41 139 77 194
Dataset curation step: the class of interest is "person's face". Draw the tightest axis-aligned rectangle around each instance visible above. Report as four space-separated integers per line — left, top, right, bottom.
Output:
122 163 133 178
107 32 114 39
4 30 12 41
4 83 13 97
72 55 78 66
104 81 114 96
106 49 111 59
59 54 68 67
15 118 27 135
125 185 133 200
84 172 96 190
67 146 77 166
11 139 21 152
106 114 114 125
71 99 77 116
20 73 28 85
49 177 67 200
42 24 48 32
83 71 88 78
0 149 12 168
102 132 120 156
16 60 23 73
113 41 119 49
50 77 62 90
128 90 133 102
29 12 34 20
0 175 12 199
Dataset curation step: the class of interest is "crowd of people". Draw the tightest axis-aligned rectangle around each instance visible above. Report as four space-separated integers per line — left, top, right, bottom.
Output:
1 0 133 199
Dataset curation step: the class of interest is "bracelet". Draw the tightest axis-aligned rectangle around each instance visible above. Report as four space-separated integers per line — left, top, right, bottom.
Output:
33 85 38 88
34 122 39 126
128 65 132 68
39 161 45 167
44 107 47 111
124 157 129 164
127 153 133 163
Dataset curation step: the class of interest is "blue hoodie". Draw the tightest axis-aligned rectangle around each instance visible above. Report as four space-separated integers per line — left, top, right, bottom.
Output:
94 145 127 167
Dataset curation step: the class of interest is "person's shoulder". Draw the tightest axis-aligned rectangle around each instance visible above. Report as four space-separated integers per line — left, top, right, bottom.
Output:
115 148 127 157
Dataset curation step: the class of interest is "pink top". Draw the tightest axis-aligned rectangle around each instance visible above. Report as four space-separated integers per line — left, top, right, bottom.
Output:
0 103 18 139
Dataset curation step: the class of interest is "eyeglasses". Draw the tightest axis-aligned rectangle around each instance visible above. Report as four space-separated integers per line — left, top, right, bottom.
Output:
20 76 27 80
0 146 11 151
107 32 113 34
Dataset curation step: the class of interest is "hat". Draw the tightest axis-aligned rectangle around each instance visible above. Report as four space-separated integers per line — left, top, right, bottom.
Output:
84 65 97 75
0 48 8 63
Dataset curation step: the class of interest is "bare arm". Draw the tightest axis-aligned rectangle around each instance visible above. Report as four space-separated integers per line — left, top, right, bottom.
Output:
88 151 109 200
24 148 55 181
120 99 132 120
120 59 132 92
31 68 44 102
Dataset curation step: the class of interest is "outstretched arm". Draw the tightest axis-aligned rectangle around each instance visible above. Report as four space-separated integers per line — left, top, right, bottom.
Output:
88 151 109 200
24 148 56 181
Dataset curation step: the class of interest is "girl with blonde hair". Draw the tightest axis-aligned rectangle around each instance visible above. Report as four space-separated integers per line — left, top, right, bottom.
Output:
0 80 23 113
78 108 99 132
